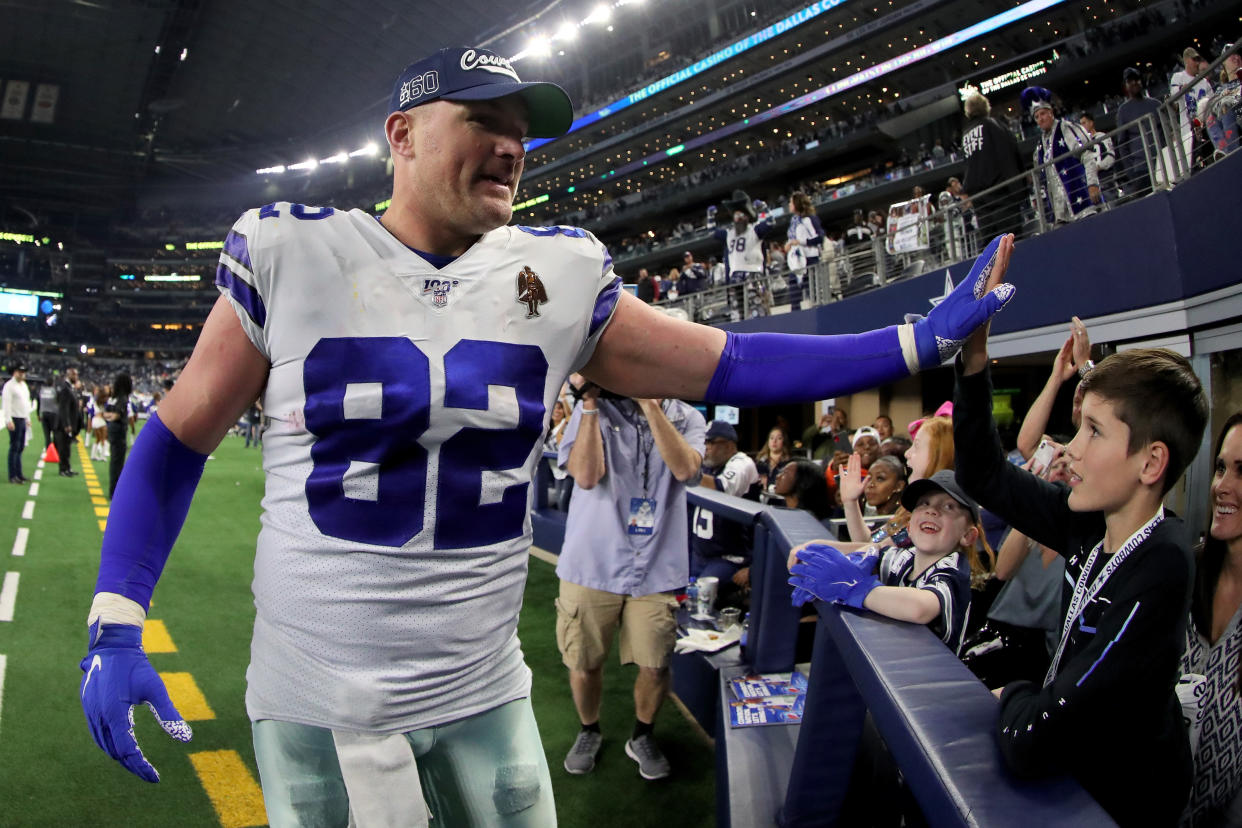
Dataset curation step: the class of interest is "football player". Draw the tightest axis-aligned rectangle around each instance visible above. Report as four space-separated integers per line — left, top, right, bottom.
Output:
79 45 1016 825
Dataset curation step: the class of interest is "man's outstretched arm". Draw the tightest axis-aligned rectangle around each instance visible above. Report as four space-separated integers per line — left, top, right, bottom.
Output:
81 296 269 782
585 235 1015 404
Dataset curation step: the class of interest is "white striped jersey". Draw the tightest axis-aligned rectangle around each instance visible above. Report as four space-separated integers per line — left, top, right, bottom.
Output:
879 546 972 654
214 202 621 732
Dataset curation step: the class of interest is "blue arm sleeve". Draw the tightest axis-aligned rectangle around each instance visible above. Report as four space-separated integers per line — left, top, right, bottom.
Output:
704 327 924 406
94 411 208 610
704 234 1017 406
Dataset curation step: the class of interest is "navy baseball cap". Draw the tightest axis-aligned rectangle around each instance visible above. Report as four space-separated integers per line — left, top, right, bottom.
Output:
706 420 739 443
900 469 980 522
389 47 573 139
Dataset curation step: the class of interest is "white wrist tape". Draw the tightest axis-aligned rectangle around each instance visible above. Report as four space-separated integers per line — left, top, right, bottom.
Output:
88 591 147 629
896 323 922 374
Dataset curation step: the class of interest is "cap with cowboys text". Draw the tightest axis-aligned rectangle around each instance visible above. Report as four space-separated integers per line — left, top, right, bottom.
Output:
389 47 573 139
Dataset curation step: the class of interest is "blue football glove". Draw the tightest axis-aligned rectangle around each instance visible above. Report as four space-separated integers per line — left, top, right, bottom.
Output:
789 543 877 606
911 234 1016 368
845 544 882 576
80 621 192 782
790 584 818 606
789 544 881 610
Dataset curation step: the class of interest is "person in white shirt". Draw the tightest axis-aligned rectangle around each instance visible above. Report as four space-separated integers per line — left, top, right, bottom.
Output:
1170 46 1214 168
3 364 32 483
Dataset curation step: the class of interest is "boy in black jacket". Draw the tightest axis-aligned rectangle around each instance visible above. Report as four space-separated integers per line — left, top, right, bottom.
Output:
954 237 1208 826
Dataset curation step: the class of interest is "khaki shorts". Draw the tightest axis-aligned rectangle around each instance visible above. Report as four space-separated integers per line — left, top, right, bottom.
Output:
555 580 679 671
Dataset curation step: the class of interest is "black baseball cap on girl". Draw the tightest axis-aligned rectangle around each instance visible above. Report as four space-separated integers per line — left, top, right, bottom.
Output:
900 469 981 523
389 47 573 139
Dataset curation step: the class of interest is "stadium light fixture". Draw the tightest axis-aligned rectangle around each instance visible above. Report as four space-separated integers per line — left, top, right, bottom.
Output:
288 158 318 171
521 34 551 59
349 143 378 157
320 152 348 165
554 21 578 41
584 4 612 25
256 165 286 174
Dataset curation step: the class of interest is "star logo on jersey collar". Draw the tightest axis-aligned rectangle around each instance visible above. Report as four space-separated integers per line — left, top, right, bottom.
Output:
516 266 548 318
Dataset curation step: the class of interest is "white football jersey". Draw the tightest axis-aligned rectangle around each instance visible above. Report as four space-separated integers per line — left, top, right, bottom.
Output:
214 202 621 732
724 224 765 275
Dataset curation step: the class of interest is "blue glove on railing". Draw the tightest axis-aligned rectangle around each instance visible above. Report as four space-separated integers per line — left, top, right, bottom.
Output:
911 233 1016 368
80 620 192 782
789 544 881 609
844 544 881 576
789 543 879 605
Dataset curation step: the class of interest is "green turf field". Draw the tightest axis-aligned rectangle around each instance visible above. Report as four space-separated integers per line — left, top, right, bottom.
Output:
0 428 715 826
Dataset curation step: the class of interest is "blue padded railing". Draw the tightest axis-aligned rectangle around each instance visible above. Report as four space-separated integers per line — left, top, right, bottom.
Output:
755 508 1115 828
687 487 817 673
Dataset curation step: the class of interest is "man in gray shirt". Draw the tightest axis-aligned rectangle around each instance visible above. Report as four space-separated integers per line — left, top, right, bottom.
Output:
556 383 704 780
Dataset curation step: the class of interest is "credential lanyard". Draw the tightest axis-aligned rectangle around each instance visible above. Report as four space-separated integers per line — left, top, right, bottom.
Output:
1043 506 1164 686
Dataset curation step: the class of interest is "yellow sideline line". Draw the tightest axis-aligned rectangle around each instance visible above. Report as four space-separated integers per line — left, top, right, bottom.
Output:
188 750 269 828
143 619 177 653
158 672 216 721
77 442 265 827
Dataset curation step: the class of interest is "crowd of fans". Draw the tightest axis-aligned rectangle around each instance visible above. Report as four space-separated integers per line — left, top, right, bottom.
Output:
530 297 1241 825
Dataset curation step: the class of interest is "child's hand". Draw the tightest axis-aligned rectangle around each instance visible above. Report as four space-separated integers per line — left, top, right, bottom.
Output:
787 538 837 572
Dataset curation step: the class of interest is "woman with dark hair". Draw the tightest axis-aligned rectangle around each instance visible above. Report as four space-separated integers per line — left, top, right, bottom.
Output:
103 373 135 499
772 459 833 522
1181 411 1242 827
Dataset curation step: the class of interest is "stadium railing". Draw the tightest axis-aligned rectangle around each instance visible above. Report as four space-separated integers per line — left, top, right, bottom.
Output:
635 44 1239 326
687 493 1112 826
755 506 1116 828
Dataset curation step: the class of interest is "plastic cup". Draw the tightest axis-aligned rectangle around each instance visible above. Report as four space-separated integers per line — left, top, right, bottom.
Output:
696 576 718 615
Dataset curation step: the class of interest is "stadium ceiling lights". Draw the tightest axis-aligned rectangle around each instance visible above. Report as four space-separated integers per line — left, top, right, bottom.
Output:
256 142 378 175
511 0 643 61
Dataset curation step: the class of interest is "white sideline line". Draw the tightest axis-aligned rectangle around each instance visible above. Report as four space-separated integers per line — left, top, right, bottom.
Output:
20 501 33 520
0 654 7 737
11 528 28 558
0 573 18 622
36 460 44 469
33 469 42 481
27 483 38 497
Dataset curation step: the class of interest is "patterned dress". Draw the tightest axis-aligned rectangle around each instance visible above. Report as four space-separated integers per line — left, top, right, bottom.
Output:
1182 604 1242 827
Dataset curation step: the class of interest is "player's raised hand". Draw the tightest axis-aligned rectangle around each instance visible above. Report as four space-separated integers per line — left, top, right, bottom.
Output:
80 621 192 782
913 233 1015 369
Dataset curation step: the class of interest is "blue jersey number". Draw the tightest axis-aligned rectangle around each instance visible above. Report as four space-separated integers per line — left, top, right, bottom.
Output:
303 337 548 549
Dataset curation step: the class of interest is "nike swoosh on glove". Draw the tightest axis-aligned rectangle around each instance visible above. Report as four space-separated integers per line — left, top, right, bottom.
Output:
790 543 878 606
912 233 1016 367
80 620 192 782
788 544 880 609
